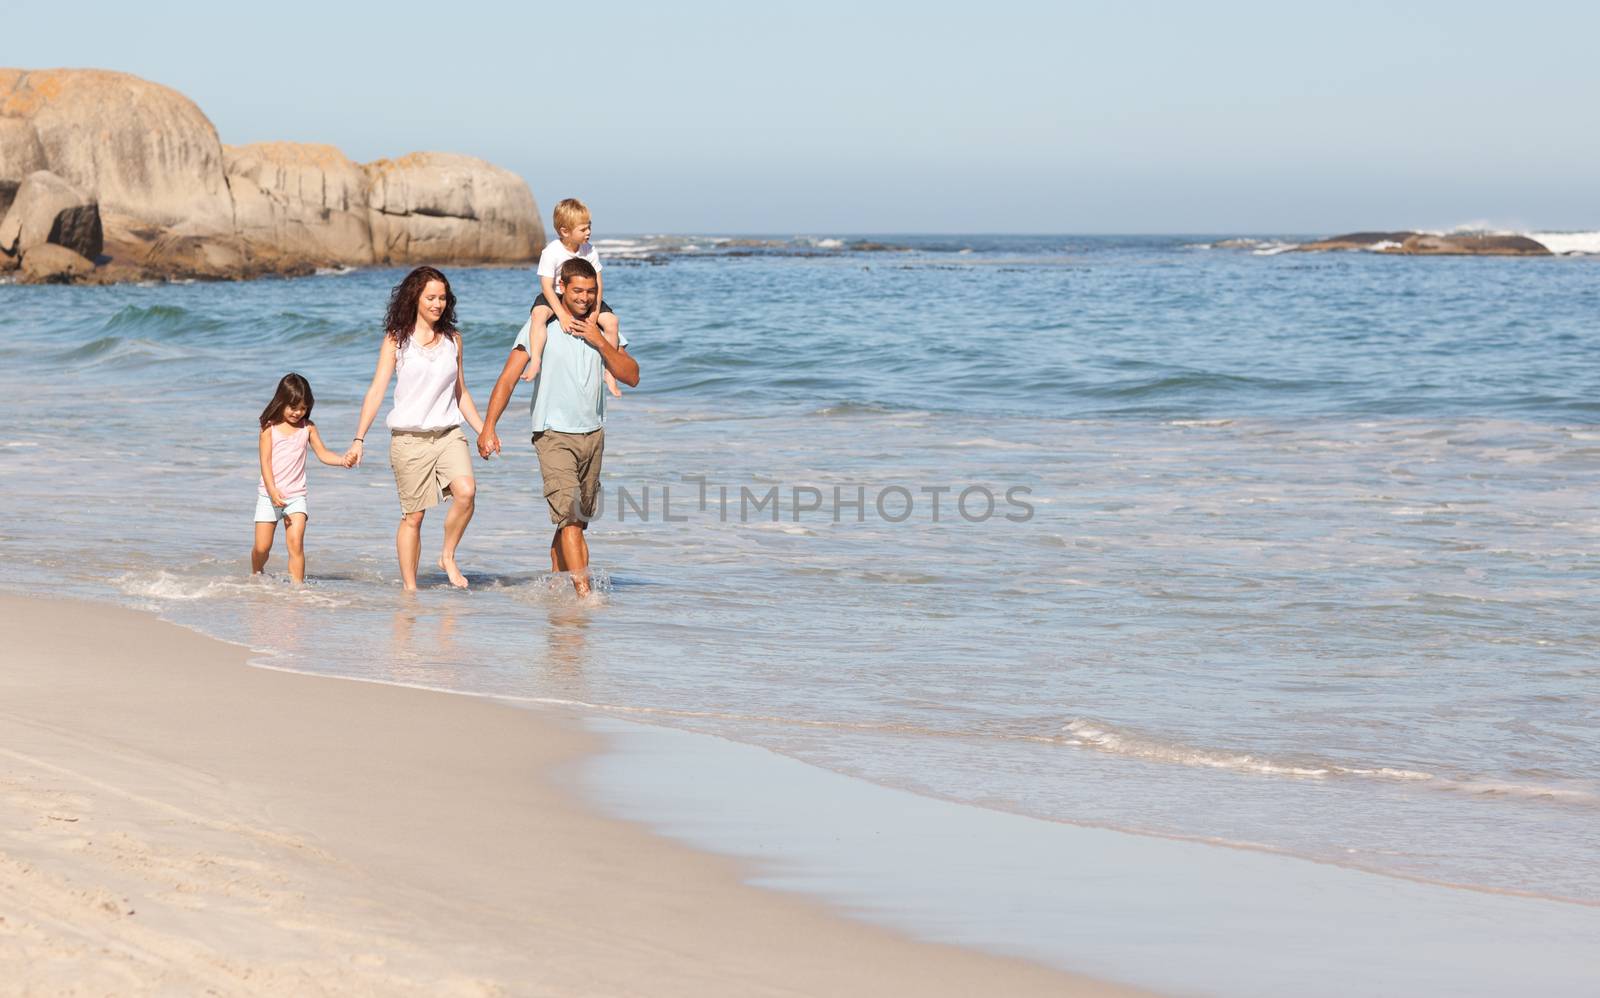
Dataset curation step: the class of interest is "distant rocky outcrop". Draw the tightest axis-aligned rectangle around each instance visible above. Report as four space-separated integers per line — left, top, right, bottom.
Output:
1295 231 1552 256
0 69 544 284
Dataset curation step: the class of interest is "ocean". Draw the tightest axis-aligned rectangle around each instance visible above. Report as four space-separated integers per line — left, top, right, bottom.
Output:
2 234 1597 913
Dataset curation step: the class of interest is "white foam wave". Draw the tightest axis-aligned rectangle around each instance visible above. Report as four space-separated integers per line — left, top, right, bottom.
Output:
1526 231 1600 255
1251 242 1298 256
1061 719 1434 782
116 570 346 607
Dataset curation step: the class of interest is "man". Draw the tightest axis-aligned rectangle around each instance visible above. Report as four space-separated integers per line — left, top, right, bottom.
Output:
478 258 640 597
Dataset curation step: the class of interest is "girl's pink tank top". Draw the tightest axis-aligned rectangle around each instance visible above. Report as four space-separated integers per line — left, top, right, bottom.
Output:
258 425 310 499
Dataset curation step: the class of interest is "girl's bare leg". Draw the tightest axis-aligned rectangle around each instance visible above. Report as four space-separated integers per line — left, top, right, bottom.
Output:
397 511 424 591
251 521 276 574
284 513 308 583
437 476 475 588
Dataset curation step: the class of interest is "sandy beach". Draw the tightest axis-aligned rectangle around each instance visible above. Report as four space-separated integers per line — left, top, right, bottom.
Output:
0 595 1144 996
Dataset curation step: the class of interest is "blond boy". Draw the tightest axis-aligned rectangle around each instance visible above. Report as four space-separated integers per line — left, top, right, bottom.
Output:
521 198 622 397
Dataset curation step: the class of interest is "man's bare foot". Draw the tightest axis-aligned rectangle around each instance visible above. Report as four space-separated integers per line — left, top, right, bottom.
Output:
437 554 469 589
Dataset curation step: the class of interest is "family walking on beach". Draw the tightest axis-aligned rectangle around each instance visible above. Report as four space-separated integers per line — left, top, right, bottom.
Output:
250 198 639 597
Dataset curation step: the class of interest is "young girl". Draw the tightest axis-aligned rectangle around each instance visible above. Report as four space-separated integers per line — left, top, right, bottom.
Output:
252 373 351 582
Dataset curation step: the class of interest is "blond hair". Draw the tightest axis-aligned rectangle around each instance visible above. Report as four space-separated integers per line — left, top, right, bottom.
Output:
553 198 590 235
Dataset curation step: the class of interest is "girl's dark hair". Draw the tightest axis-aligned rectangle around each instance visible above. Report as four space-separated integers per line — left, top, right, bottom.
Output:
383 265 459 351
260 372 313 430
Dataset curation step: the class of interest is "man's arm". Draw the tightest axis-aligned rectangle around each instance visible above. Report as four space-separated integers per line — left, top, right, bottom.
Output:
478 346 530 459
572 315 640 387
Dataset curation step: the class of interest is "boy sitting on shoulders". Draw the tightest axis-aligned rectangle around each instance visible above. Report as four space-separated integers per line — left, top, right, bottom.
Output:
521 197 622 397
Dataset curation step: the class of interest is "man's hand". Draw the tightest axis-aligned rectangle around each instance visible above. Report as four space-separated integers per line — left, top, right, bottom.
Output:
570 313 602 347
477 426 501 460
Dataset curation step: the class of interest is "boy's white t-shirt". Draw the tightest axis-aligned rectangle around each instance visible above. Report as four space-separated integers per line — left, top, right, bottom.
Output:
536 239 602 294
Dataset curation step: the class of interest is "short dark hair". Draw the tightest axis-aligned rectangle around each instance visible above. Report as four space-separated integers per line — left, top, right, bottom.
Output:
559 257 597 287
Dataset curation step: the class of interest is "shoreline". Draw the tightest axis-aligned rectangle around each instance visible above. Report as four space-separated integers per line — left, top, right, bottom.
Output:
0 594 1142 996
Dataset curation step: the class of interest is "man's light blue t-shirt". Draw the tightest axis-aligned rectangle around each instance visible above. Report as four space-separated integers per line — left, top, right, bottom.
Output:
514 317 627 434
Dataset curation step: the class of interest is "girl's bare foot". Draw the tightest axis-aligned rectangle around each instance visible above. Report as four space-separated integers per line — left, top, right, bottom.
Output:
437 554 468 588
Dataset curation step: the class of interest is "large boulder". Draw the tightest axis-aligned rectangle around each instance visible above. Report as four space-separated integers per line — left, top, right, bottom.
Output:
1396 233 1550 256
0 68 543 281
1297 230 1553 256
0 169 102 258
0 68 234 234
366 152 543 263
225 142 375 266
0 117 48 217
20 242 93 282
1296 231 1419 251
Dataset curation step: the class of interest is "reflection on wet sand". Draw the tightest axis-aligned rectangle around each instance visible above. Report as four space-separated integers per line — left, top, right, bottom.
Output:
388 598 461 686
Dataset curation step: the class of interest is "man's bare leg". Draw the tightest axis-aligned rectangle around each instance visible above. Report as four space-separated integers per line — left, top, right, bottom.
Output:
556 523 591 597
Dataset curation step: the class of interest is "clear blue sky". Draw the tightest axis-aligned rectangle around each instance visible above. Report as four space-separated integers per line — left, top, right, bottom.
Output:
9 1 1598 234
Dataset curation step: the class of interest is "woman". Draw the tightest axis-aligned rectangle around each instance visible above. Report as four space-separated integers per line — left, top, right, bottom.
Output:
348 267 484 590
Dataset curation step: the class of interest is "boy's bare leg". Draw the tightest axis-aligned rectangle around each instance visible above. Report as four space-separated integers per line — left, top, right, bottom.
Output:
284 513 307 583
521 306 554 380
251 521 276 574
599 313 623 396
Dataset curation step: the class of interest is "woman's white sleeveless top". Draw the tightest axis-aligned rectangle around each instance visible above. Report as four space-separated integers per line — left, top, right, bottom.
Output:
387 334 462 431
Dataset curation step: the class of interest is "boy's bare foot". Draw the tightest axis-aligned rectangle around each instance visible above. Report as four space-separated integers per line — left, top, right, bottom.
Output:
437 554 469 589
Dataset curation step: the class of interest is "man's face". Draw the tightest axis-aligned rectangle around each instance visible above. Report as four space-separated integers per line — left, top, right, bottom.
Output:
563 275 598 318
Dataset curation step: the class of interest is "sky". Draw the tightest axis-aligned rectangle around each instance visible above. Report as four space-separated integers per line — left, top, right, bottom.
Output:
6 1 1599 234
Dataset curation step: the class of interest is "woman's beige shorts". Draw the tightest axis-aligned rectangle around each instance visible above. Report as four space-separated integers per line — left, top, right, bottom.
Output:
389 427 473 514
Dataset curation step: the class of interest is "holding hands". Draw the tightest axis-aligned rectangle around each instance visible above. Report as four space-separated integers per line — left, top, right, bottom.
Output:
477 427 500 460
343 439 364 468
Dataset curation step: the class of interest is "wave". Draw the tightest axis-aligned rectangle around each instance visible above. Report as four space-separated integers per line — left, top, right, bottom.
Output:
1526 231 1600 255
100 303 226 338
1057 719 1599 804
1059 719 1430 779
53 335 197 366
117 569 351 608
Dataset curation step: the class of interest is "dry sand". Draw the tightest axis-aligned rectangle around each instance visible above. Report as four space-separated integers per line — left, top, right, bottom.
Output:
0 595 1148 996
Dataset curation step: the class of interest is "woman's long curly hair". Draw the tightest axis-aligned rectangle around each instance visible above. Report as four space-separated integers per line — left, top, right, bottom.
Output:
384 266 459 351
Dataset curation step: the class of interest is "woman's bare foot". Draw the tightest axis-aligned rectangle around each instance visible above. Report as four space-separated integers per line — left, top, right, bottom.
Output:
437 553 468 589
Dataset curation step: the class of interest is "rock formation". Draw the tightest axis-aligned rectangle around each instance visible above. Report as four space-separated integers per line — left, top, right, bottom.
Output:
0 68 543 283
1295 231 1552 256
0 170 102 259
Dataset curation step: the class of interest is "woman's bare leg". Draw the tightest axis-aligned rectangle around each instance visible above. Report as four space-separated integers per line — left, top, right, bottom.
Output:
397 511 424 591
437 476 475 588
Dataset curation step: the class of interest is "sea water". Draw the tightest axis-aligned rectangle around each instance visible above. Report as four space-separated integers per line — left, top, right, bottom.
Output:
2 236 1597 914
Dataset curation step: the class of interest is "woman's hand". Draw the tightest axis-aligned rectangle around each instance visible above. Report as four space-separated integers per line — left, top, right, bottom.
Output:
345 440 365 468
